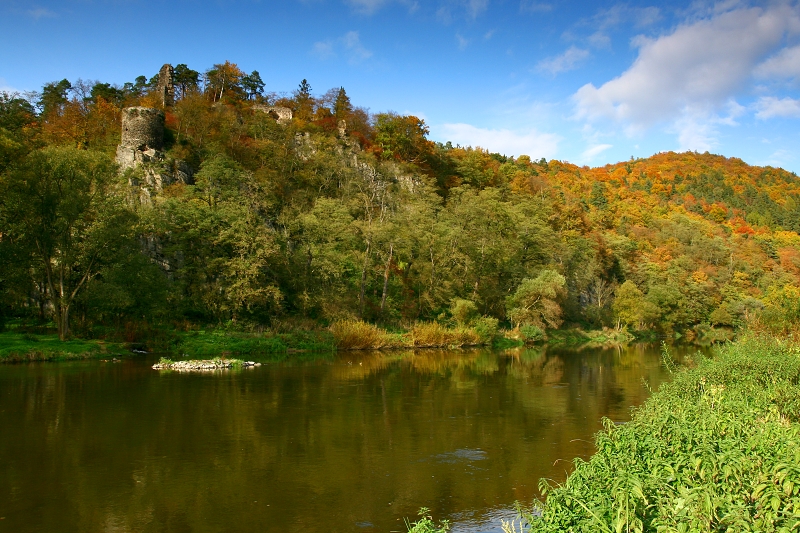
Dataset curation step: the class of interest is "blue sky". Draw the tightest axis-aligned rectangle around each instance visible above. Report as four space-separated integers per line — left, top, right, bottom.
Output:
2 0 799 172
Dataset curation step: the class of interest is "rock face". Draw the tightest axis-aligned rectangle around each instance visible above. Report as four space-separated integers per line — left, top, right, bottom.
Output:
253 105 293 124
116 107 165 170
157 63 175 107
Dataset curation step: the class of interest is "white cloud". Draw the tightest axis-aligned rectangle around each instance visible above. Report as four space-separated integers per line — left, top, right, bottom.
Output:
345 0 390 14
465 0 488 19
537 46 590 75
437 0 489 22
311 41 335 60
562 6 661 53
755 96 800 119
0 78 20 94
671 113 718 152
574 5 800 130
27 7 56 19
520 1 552 13
344 0 418 15
456 33 469 50
587 31 611 49
342 31 373 62
311 31 373 63
436 123 560 158
581 144 613 160
755 44 800 81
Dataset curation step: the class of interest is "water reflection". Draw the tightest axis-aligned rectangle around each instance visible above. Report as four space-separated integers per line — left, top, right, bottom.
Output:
0 344 704 532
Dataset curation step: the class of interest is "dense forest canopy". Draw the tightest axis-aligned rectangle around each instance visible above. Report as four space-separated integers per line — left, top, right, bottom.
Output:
2 61 800 342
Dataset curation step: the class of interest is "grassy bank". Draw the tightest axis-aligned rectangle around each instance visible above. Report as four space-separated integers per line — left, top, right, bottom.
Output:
517 334 800 532
174 329 335 359
0 332 125 362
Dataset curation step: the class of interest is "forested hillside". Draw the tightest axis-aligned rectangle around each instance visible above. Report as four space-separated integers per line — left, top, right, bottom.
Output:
2 61 799 343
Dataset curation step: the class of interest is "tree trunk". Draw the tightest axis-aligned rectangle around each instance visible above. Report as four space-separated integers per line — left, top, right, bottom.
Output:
380 244 393 313
56 303 70 341
359 238 371 319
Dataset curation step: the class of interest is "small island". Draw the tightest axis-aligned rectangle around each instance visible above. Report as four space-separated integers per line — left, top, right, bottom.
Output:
152 357 261 371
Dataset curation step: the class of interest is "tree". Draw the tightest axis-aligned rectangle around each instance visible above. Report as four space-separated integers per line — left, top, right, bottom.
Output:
294 79 314 120
613 280 660 330
373 113 434 164
0 146 135 339
89 82 124 106
204 61 244 102
38 79 72 116
333 87 352 121
173 64 200 99
241 70 265 101
506 270 567 330
0 93 36 173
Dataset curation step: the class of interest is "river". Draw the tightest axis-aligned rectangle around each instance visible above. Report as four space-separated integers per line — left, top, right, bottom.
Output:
0 344 702 532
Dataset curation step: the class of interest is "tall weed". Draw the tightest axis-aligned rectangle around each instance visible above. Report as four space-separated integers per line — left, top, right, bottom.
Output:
330 319 404 350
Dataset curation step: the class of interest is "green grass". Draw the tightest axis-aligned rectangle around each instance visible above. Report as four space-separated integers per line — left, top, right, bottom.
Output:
175 329 335 359
521 333 800 532
0 332 125 362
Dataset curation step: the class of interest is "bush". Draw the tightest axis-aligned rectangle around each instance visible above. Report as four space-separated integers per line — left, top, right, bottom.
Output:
519 324 545 342
330 319 403 350
411 322 480 347
473 316 499 343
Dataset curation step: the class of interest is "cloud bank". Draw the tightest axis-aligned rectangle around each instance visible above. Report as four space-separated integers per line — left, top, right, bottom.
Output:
437 123 560 158
571 3 800 152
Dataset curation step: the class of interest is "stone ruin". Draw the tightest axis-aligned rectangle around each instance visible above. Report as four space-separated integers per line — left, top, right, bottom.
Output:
116 107 164 170
253 104 293 124
156 64 175 107
115 106 190 202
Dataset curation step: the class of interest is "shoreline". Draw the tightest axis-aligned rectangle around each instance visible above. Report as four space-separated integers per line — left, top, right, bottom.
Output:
0 323 734 364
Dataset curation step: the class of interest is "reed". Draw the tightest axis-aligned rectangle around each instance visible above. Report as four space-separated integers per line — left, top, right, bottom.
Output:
329 319 404 350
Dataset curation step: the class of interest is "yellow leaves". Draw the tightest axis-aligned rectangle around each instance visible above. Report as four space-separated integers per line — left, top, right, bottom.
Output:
691 270 709 284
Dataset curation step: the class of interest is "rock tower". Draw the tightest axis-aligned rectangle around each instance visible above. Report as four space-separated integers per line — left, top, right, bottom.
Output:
157 64 175 107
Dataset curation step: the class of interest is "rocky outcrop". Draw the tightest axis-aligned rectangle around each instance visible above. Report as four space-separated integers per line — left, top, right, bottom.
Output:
253 105 293 124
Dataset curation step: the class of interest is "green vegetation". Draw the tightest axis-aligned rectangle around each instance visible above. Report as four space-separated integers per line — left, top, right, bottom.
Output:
405 508 450 533
2 62 800 354
513 334 800 532
175 329 335 358
0 331 124 362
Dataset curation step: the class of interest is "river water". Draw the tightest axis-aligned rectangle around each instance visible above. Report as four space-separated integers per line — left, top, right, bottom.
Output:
0 344 701 532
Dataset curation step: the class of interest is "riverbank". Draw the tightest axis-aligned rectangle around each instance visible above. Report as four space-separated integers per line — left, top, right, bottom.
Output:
0 332 126 362
0 319 735 363
522 334 800 532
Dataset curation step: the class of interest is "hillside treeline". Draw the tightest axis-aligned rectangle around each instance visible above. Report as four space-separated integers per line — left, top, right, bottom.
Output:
2 61 800 341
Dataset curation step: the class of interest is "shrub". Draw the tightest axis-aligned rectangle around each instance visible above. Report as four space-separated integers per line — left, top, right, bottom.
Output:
411 322 480 347
519 324 544 342
330 319 402 350
473 316 499 343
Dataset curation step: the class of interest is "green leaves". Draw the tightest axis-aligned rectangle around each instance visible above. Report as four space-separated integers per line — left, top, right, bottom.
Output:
506 270 567 331
528 335 800 532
